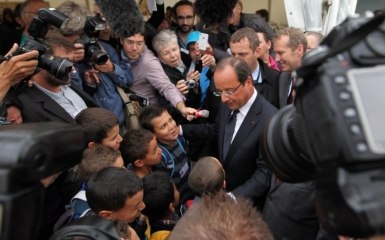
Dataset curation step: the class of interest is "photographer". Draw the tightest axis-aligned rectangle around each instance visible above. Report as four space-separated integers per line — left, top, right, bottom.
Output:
57 1 133 130
152 29 201 122
0 43 38 103
14 30 98 124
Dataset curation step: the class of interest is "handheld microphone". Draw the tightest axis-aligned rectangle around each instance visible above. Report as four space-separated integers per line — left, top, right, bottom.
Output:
195 110 210 118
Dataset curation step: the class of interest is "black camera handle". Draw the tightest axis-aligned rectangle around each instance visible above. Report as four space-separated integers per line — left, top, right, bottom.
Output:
297 12 385 78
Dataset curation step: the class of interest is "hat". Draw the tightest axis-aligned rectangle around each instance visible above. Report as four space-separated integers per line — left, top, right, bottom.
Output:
186 31 201 47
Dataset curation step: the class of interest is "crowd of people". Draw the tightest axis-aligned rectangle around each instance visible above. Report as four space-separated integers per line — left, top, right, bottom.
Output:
0 0 341 239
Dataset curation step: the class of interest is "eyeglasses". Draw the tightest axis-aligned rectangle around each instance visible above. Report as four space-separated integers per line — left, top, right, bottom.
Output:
213 82 243 97
176 15 194 21
123 40 145 47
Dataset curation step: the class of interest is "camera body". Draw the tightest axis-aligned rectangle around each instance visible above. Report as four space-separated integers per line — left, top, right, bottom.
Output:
78 16 108 65
261 12 385 237
0 8 73 81
184 78 196 89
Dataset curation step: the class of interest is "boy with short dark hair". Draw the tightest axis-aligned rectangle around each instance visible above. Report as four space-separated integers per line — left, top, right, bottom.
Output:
188 156 226 196
86 167 145 223
120 128 162 177
54 146 125 229
142 172 180 240
139 105 193 209
75 107 122 150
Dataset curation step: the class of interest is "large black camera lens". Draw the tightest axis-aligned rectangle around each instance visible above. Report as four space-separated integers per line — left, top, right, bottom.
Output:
39 53 73 81
261 104 315 183
86 44 108 65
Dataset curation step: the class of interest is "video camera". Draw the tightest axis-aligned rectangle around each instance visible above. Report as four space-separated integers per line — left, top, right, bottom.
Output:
0 8 73 82
0 122 86 240
261 12 385 238
77 15 109 65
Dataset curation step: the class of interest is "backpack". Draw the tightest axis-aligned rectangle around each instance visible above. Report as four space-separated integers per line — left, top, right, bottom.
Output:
53 187 92 231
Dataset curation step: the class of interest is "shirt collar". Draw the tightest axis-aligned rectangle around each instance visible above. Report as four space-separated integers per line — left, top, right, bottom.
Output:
238 88 257 116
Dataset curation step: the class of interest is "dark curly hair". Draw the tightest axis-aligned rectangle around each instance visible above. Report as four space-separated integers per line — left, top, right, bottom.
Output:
194 0 238 25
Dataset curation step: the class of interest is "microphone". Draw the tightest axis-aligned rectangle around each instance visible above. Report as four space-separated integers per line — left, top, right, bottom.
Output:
195 110 210 118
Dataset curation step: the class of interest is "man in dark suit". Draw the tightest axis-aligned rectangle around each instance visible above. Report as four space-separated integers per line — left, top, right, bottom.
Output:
274 27 307 107
15 31 98 124
229 27 280 108
182 57 277 205
262 27 334 240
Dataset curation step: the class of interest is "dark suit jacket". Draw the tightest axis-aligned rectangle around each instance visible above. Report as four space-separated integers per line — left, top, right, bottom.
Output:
183 94 277 203
255 59 280 108
263 176 320 240
16 84 98 123
278 71 292 108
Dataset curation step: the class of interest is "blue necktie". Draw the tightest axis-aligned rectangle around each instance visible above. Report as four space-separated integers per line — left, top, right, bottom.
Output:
223 110 239 160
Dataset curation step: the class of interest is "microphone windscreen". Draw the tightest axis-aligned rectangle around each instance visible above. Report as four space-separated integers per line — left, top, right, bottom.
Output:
195 110 210 118
94 0 145 38
194 0 237 25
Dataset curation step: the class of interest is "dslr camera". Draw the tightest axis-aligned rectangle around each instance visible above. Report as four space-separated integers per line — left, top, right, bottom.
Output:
0 8 73 81
77 15 109 65
261 12 385 238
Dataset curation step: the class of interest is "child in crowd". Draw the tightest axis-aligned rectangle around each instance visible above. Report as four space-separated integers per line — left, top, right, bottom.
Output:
54 145 124 229
75 107 123 150
86 167 144 240
139 105 194 208
188 156 226 196
120 128 162 177
59 107 123 208
142 172 180 240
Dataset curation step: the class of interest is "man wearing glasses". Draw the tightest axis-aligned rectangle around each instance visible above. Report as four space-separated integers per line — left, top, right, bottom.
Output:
181 57 277 207
120 31 197 119
172 0 196 52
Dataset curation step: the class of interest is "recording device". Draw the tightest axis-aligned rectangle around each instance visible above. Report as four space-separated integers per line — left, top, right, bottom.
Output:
77 15 109 65
195 109 209 118
260 12 385 238
195 59 203 72
184 78 196 89
0 122 86 240
0 8 73 81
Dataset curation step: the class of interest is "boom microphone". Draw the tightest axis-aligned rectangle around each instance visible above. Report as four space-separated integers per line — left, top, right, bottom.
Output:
194 0 237 25
94 0 145 38
195 110 210 118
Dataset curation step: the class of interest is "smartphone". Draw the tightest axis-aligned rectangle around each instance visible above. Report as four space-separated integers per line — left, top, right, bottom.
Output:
195 59 203 72
198 33 209 50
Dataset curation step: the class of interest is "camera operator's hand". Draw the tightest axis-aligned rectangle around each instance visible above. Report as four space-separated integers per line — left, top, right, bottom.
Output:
71 43 85 62
0 44 38 102
176 79 190 95
94 59 114 73
201 54 216 70
84 69 101 85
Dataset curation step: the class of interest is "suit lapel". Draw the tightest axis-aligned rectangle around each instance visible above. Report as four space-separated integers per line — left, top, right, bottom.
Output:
28 86 75 123
279 72 292 108
224 95 262 165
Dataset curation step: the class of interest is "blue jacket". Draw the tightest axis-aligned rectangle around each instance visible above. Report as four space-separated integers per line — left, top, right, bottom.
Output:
71 41 133 124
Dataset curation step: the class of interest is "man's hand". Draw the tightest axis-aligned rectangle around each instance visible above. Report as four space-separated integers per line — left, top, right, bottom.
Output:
176 101 197 121
201 54 216 70
84 69 101 85
72 43 85 62
94 59 114 73
1 43 38 84
176 79 190 95
0 44 38 101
